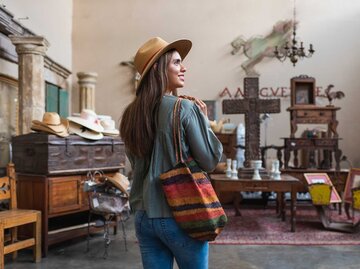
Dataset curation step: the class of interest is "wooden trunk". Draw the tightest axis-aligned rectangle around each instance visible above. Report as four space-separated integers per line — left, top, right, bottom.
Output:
12 133 125 175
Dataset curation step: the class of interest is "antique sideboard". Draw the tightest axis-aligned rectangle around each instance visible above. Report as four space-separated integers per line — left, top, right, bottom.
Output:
12 133 126 256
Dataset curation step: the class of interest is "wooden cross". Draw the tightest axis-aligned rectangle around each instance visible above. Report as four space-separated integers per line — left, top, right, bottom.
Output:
222 77 280 168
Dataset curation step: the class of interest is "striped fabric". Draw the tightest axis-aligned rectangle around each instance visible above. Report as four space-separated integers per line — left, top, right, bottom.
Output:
160 98 227 241
160 161 227 241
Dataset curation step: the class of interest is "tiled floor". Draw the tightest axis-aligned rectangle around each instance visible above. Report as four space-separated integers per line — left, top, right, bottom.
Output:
4 215 360 269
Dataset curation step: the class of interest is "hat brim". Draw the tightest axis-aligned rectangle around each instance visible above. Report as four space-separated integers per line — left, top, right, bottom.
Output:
32 118 69 133
137 39 192 90
67 116 104 133
31 124 69 137
69 121 103 140
103 129 120 136
107 172 130 196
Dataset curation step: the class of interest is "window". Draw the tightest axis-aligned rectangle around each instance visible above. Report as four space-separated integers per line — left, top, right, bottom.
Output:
46 82 69 117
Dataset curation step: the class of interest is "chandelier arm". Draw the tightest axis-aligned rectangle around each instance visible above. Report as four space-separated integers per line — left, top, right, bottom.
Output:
272 0 314 66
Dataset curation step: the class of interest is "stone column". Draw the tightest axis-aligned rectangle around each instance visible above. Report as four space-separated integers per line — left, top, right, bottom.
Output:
10 35 49 135
77 72 98 111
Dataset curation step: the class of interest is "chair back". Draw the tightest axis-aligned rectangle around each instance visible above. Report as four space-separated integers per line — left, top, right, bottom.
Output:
0 163 16 209
0 162 41 267
0 176 11 200
308 183 332 206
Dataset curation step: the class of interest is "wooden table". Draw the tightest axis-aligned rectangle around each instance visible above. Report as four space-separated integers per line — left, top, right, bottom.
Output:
282 137 342 170
287 106 340 138
210 174 301 232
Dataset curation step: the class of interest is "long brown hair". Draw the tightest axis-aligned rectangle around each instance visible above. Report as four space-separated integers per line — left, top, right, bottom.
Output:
120 50 174 158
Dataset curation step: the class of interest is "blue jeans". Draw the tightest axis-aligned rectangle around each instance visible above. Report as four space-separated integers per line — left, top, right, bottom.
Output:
134 210 209 269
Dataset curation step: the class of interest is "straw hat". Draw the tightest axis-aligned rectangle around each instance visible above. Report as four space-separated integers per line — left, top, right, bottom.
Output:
68 121 103 140
31 112 69 137
107 172 130 196
100 118 119 136
134 37 192 90
67 109 104 133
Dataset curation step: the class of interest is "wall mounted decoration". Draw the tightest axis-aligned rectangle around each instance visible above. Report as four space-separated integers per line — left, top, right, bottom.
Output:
231 20 293 76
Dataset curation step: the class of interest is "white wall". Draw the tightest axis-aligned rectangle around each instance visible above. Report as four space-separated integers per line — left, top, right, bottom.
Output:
0 0 357 173
4 0 73 70
70 0 359 167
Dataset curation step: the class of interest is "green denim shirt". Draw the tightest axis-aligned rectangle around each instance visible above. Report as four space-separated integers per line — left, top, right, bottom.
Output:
126 95 223 218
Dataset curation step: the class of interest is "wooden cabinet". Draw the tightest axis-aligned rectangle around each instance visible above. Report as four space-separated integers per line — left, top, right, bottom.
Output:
17 172 116 256
48 176 82 214
12 134 126 256
215 132 237 159
290 75 316 107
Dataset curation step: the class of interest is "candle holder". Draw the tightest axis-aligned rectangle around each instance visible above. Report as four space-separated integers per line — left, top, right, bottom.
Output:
231 160 238 180
271 160 281 180
250 160 262 180
226 158 232 178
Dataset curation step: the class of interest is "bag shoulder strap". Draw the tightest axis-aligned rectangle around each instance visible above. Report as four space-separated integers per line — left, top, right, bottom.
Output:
172 98 183 163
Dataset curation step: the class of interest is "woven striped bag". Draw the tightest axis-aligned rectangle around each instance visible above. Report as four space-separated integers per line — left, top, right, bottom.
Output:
160 98 227 241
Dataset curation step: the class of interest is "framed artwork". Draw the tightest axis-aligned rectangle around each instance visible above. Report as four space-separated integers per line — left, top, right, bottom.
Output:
290 75 316 106
343 168 360 204
304 173 342 203
203 100 216 121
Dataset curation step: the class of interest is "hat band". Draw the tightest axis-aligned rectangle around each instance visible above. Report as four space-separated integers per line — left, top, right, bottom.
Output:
80 112 100 125
45 122 62 126
140 46 164 74
80 126 88 133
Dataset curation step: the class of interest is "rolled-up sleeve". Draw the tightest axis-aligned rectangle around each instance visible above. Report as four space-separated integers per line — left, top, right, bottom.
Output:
182 101 223 172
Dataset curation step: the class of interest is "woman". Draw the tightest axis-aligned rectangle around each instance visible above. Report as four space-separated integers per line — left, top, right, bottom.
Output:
120 37 223 269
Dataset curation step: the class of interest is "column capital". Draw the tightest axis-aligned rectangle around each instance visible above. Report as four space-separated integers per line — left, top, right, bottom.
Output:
77 72 98 85
10 35 50 56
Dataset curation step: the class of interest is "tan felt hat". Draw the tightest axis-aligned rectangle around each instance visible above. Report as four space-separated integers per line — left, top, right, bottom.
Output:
107 172 130 196
134 37 192 91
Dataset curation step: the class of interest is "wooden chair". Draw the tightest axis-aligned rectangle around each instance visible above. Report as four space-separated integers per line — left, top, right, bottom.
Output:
0 163 41 268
